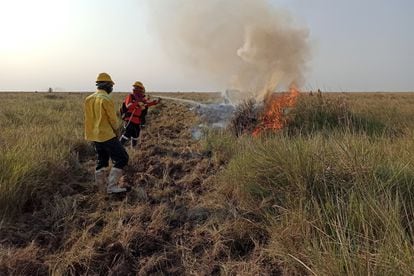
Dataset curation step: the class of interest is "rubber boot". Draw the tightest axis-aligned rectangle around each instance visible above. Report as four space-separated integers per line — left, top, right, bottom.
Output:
120 135 129 146
95 168 107 189
107 167 127 194
131 138 139 148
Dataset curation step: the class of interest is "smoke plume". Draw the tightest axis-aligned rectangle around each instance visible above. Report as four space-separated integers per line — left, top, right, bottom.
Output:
146 0 310 103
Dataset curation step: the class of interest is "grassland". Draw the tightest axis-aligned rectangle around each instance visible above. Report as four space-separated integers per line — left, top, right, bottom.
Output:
0 91 413 275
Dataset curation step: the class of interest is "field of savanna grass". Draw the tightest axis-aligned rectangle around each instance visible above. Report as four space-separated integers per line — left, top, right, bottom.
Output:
0 91 414 275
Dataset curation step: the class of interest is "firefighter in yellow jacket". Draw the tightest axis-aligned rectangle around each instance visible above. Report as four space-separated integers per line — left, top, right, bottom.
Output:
84 72 129 194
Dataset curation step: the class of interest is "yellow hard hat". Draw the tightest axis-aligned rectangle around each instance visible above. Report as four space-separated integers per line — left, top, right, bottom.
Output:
96 72 114 84
133 81 145 90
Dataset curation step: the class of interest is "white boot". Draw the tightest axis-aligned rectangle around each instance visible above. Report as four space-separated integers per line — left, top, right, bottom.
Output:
95 168 107 187
107 167 127 194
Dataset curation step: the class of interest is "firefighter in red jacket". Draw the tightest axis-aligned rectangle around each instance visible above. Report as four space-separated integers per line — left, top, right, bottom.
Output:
120 81 160 147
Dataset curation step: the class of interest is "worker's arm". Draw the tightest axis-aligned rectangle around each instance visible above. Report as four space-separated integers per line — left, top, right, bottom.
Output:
143 96 160 107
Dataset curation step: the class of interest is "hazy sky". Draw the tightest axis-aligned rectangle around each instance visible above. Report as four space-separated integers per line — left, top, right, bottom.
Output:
0 0 412 92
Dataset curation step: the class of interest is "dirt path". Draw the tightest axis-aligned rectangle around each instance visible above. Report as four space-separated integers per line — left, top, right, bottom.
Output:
116 101 221 274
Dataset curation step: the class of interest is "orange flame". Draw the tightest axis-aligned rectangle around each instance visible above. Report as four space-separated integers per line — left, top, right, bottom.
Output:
253 84 300 136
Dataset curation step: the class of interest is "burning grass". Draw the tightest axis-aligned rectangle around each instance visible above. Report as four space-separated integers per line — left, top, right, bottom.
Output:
253 85 300 136
229 91 403 137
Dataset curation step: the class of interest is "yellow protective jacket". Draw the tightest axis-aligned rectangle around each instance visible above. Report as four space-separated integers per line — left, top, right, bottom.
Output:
84 90 120 142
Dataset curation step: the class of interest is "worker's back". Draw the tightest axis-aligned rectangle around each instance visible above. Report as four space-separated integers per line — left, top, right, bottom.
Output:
84 90 119 142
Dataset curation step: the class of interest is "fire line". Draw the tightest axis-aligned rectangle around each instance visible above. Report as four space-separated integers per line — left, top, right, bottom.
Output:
253 84 300 136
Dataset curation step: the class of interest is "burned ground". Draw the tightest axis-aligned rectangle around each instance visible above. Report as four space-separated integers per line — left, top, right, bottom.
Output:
0 99 277 275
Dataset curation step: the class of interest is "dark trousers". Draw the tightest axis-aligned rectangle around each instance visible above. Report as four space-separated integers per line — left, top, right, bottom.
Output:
94 137 129 170
120 122 141 147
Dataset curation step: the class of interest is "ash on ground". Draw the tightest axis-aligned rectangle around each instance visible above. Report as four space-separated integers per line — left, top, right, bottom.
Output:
190 103 235 139
193 104 235 127
161 93 263 139
190 97 264 139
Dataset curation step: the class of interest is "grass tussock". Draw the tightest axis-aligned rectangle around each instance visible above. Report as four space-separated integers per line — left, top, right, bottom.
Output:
202 129 238 165
229 98 260 137
209 132 414 274
286 95 402 137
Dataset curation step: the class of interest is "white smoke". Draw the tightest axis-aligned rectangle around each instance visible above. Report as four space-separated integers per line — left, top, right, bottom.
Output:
146 0 310 104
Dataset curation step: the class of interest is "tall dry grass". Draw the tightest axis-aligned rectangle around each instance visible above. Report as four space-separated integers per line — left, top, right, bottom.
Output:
205 93 414 274
0 92 126 220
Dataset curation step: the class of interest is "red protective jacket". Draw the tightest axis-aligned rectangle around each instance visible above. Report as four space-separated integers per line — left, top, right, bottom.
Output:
123 94 143 124
123 93 159 124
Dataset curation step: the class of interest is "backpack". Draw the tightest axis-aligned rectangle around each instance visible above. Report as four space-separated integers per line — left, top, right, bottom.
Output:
120 102 128 119
120 94 134 119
